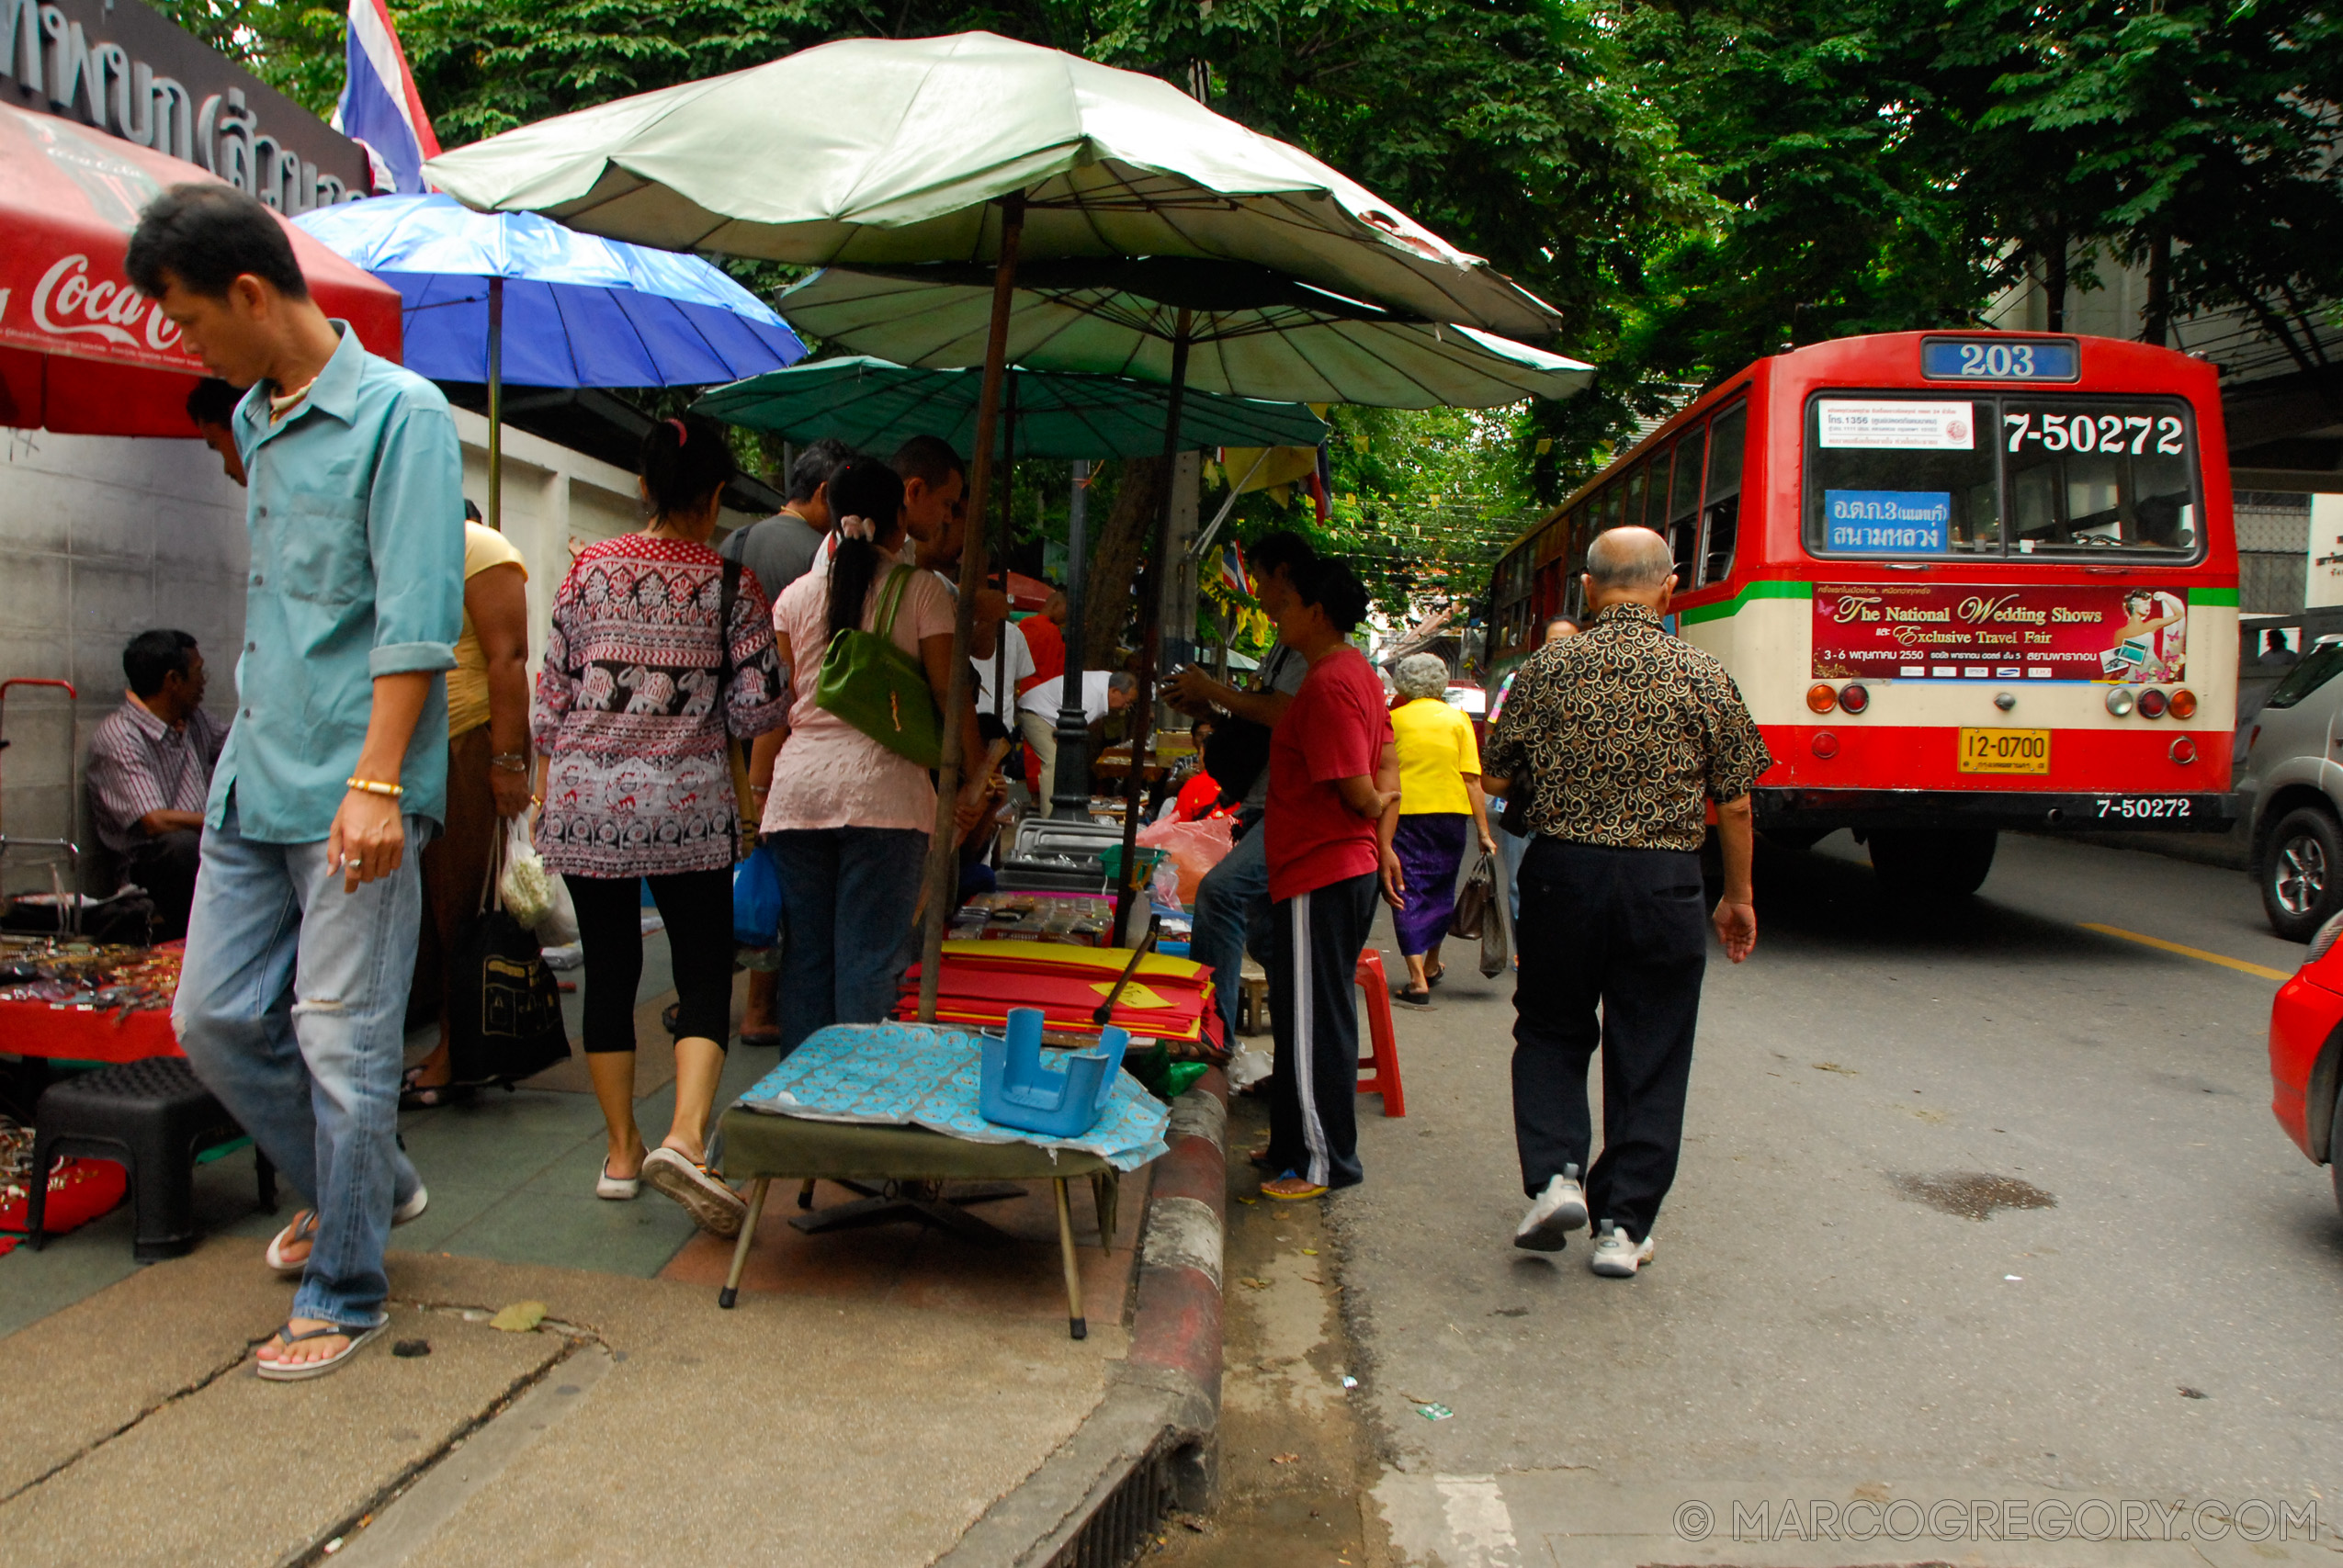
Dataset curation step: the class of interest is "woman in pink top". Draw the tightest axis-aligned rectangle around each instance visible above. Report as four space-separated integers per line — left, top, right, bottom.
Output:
750 458 987 1050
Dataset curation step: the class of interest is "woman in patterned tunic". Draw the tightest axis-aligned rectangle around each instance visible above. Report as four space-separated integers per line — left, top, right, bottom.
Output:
531 414 788 1235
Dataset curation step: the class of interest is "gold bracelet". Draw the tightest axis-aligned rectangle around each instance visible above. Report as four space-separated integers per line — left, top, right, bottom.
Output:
346 777 403 798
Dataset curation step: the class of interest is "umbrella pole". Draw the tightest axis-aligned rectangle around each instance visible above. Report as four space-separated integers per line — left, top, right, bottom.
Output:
487 276 504 534
1050 462 1092 820
916 195 1024 1025
994 382 1015 739
1112 310 1194 948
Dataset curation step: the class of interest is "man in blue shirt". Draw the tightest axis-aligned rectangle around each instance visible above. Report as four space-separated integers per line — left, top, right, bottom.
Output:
129 186 463 1381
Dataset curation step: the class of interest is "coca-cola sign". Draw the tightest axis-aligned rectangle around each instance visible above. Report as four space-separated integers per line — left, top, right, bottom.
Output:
29 253 180 352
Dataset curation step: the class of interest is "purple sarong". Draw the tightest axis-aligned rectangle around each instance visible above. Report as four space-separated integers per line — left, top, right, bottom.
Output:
1392 812 1469 956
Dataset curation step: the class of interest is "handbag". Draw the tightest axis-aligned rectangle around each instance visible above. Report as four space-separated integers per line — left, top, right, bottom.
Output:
813 565 943 767
1451 851 1495 940
1477 861 1513 978
446 830 574 1087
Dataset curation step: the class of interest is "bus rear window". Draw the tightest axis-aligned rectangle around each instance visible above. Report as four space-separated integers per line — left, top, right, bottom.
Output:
1805 393 2201 561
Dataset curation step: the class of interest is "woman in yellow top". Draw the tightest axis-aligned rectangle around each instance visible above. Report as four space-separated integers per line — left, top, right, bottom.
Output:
1387 653 1495 1004
402 500 533 1107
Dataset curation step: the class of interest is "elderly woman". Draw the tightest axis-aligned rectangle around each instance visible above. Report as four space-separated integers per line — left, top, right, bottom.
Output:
1387 653 1495 1004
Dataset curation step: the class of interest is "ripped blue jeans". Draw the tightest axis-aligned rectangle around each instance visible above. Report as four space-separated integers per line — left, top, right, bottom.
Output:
173 802 429 1328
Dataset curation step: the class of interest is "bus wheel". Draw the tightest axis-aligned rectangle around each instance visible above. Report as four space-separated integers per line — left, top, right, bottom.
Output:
2259 806 2343 942
1869 829 1998 897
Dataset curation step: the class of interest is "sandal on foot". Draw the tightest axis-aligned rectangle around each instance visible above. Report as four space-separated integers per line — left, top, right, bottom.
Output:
1247 1145 1276 1171
596 1159 641 1201
640 1146 746 1236
400 1066 474 1111
255 1321 384 1382
1396 987 1432 1007
1261 1170 1330 1201
738 1028 782 1048
264 1211 318 1277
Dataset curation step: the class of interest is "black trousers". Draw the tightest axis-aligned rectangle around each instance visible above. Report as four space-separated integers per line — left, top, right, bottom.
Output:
123 828 202 942
1266 871 1379 1190
567 870 736 1053
1511 838 1708 1242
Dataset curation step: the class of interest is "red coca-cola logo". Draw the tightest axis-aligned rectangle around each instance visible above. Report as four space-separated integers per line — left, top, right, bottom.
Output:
29 254 183 354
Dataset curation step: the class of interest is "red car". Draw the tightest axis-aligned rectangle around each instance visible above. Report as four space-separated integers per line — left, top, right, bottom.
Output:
2269 912 2343 1217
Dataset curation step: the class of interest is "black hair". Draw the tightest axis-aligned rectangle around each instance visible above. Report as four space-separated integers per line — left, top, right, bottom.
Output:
1292 558 1368 635
889 434 966 491
463 499 483 524
824 458 908 646
122 629 198 698
126 184 307 301
787 437 857 503
185 378 243 428
1542 614 1579 636
640 412 737 520
1248 529 1317 581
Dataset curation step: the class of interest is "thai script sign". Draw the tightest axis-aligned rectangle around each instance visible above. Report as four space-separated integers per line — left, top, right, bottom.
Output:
1812 581 2189 683
1817 400 1976 450
2 0 371 209
1823 491 1950 554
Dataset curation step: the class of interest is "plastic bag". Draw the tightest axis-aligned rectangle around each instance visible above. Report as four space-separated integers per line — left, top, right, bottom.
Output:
499 816 554 930
535 872 579 947
733 844 783 948
1136 815 1236 906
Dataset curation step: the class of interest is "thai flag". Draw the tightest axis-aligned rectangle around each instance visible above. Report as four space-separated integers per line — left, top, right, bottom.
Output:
333 0 441 195
1217 540 1251 598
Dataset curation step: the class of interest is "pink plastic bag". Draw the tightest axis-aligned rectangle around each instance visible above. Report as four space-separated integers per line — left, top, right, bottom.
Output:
1137 816 1236 906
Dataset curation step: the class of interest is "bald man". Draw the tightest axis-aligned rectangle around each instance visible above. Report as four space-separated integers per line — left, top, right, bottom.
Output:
1480 526 1771 1280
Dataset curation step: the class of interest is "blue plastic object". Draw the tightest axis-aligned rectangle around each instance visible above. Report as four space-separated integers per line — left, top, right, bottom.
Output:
979 1008 1128 1139
291 195 807 388
731 845 782 948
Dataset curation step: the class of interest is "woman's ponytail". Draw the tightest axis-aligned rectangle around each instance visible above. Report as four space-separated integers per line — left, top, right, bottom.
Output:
822 458 906 645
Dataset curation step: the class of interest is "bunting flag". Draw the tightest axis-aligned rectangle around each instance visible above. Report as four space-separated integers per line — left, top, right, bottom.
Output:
333 0 441 195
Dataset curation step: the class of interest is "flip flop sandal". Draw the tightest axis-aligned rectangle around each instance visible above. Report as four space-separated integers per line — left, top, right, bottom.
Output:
739 1028 783 1048
1247 1145 1276 1170
264 1211 317 1277
640 1146 747 1237
399 1066 475 1111
1261 1169 1330 1201
1396 988 1432 1007
1426 966 1446 988
662 1002 683 1036
255 1321 385 1382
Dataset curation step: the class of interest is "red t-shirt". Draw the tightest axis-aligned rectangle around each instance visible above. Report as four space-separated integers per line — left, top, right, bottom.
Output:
1018 615 1066 694
1264 646 1392 902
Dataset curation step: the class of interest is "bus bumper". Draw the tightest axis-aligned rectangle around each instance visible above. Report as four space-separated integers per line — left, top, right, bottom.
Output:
1751 786 2238 835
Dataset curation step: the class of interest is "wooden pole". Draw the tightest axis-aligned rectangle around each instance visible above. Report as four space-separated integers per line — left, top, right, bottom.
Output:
486 275 504 534
916 196 1024 1024
1051 461 1092 818
1113 310 1193 947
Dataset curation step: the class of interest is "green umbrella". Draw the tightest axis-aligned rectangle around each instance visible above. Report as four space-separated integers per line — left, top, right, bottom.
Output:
774 260 1592 411
421 31 1559 341
693 355 1330 457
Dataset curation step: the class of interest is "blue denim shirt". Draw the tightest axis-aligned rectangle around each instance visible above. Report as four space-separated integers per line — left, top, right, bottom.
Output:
211 323 463 840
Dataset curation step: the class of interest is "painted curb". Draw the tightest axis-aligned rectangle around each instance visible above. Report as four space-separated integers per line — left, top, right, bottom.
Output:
936 1067 1228 1567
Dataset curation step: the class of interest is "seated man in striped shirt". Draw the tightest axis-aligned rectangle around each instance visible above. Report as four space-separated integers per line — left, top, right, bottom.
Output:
85 628 229 941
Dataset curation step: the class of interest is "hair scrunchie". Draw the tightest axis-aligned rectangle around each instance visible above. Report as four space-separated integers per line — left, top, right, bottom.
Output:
665 416 688 446
838 514 877 542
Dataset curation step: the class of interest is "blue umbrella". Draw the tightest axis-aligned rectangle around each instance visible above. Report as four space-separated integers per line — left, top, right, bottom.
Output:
293 193 806 527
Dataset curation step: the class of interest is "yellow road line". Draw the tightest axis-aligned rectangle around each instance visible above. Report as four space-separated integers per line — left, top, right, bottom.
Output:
2077 922 2292 982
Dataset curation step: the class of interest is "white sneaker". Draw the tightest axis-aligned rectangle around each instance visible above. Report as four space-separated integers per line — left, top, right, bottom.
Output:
394 1185 429 1225
1589 1221 1654 1278
1512 1166 1588 1252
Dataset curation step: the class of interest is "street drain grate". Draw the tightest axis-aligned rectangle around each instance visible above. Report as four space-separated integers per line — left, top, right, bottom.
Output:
1041 1435 1188 1568
1889 1171 2056 1221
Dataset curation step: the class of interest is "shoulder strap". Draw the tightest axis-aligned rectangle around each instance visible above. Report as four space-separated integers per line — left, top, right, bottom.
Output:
873 565 913 639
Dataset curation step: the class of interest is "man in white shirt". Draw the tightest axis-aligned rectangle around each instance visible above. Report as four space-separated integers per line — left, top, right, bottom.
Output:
974 616 1036 728
1017 671 1133 797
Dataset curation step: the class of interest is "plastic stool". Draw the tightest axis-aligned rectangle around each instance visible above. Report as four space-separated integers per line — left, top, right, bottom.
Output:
26 1055 276 1261
1352 950 1406 1118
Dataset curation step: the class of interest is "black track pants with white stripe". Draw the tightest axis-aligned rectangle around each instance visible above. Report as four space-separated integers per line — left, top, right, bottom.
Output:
1265 871 1380 1190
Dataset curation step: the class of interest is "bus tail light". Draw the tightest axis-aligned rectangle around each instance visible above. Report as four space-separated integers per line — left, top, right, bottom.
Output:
2169 688 2198 719
2105 688 2136 717
1838 683 1870 714
2137 689 2168 718
1811 731 1839 759
1805 682 1838 715
2170 737 2198 765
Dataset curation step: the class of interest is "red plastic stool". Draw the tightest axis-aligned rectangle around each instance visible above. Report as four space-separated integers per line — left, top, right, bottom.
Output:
1353 949 1406 1118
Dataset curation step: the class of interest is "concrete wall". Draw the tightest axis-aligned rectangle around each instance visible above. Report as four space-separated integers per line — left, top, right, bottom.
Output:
0 412 764 894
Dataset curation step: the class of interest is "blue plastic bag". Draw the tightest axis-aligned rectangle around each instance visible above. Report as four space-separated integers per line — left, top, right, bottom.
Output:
732 844 783 948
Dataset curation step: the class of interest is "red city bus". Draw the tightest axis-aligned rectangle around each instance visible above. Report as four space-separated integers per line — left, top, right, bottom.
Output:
1485 332 2238 893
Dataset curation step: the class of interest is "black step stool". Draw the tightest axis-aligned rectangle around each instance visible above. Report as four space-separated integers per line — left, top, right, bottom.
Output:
26 1055 276 1262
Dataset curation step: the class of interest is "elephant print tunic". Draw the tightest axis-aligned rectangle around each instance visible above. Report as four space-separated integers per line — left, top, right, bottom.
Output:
532 536 787 879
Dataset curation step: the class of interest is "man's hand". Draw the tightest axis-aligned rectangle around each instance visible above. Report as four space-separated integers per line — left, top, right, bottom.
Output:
1712 897 1757 963
1378 843 1407 908
489 764 533 819
1160 666 1222 716
953 777 992 835
327 788 406 892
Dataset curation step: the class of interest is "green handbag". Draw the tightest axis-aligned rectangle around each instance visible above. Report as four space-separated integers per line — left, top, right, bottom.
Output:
813 565 944 767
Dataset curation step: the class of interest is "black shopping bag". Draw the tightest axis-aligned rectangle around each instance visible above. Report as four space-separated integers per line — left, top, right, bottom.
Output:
446 835 573 1086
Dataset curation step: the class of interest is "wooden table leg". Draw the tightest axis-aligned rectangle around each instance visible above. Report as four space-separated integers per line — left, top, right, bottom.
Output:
797 1178 818 1211
719 1177 771 1309
1053 1178 1086 1340
1090 1170 1118 1248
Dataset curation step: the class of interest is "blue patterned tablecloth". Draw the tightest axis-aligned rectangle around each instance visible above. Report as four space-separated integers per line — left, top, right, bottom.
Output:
733 1022 1170 1172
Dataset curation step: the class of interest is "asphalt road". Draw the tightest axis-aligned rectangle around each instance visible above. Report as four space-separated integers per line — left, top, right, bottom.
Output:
1329 830 2343 1567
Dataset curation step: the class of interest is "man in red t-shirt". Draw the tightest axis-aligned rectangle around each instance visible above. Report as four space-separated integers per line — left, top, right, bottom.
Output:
1015 587 1069 795
1259 559 1402 1199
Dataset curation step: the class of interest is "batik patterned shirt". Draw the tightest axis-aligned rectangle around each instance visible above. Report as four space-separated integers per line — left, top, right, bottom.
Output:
531 536 788 878
1482 602 1772 852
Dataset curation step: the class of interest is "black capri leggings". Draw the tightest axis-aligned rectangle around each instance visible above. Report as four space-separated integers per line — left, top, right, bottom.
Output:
566 869 735 1054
